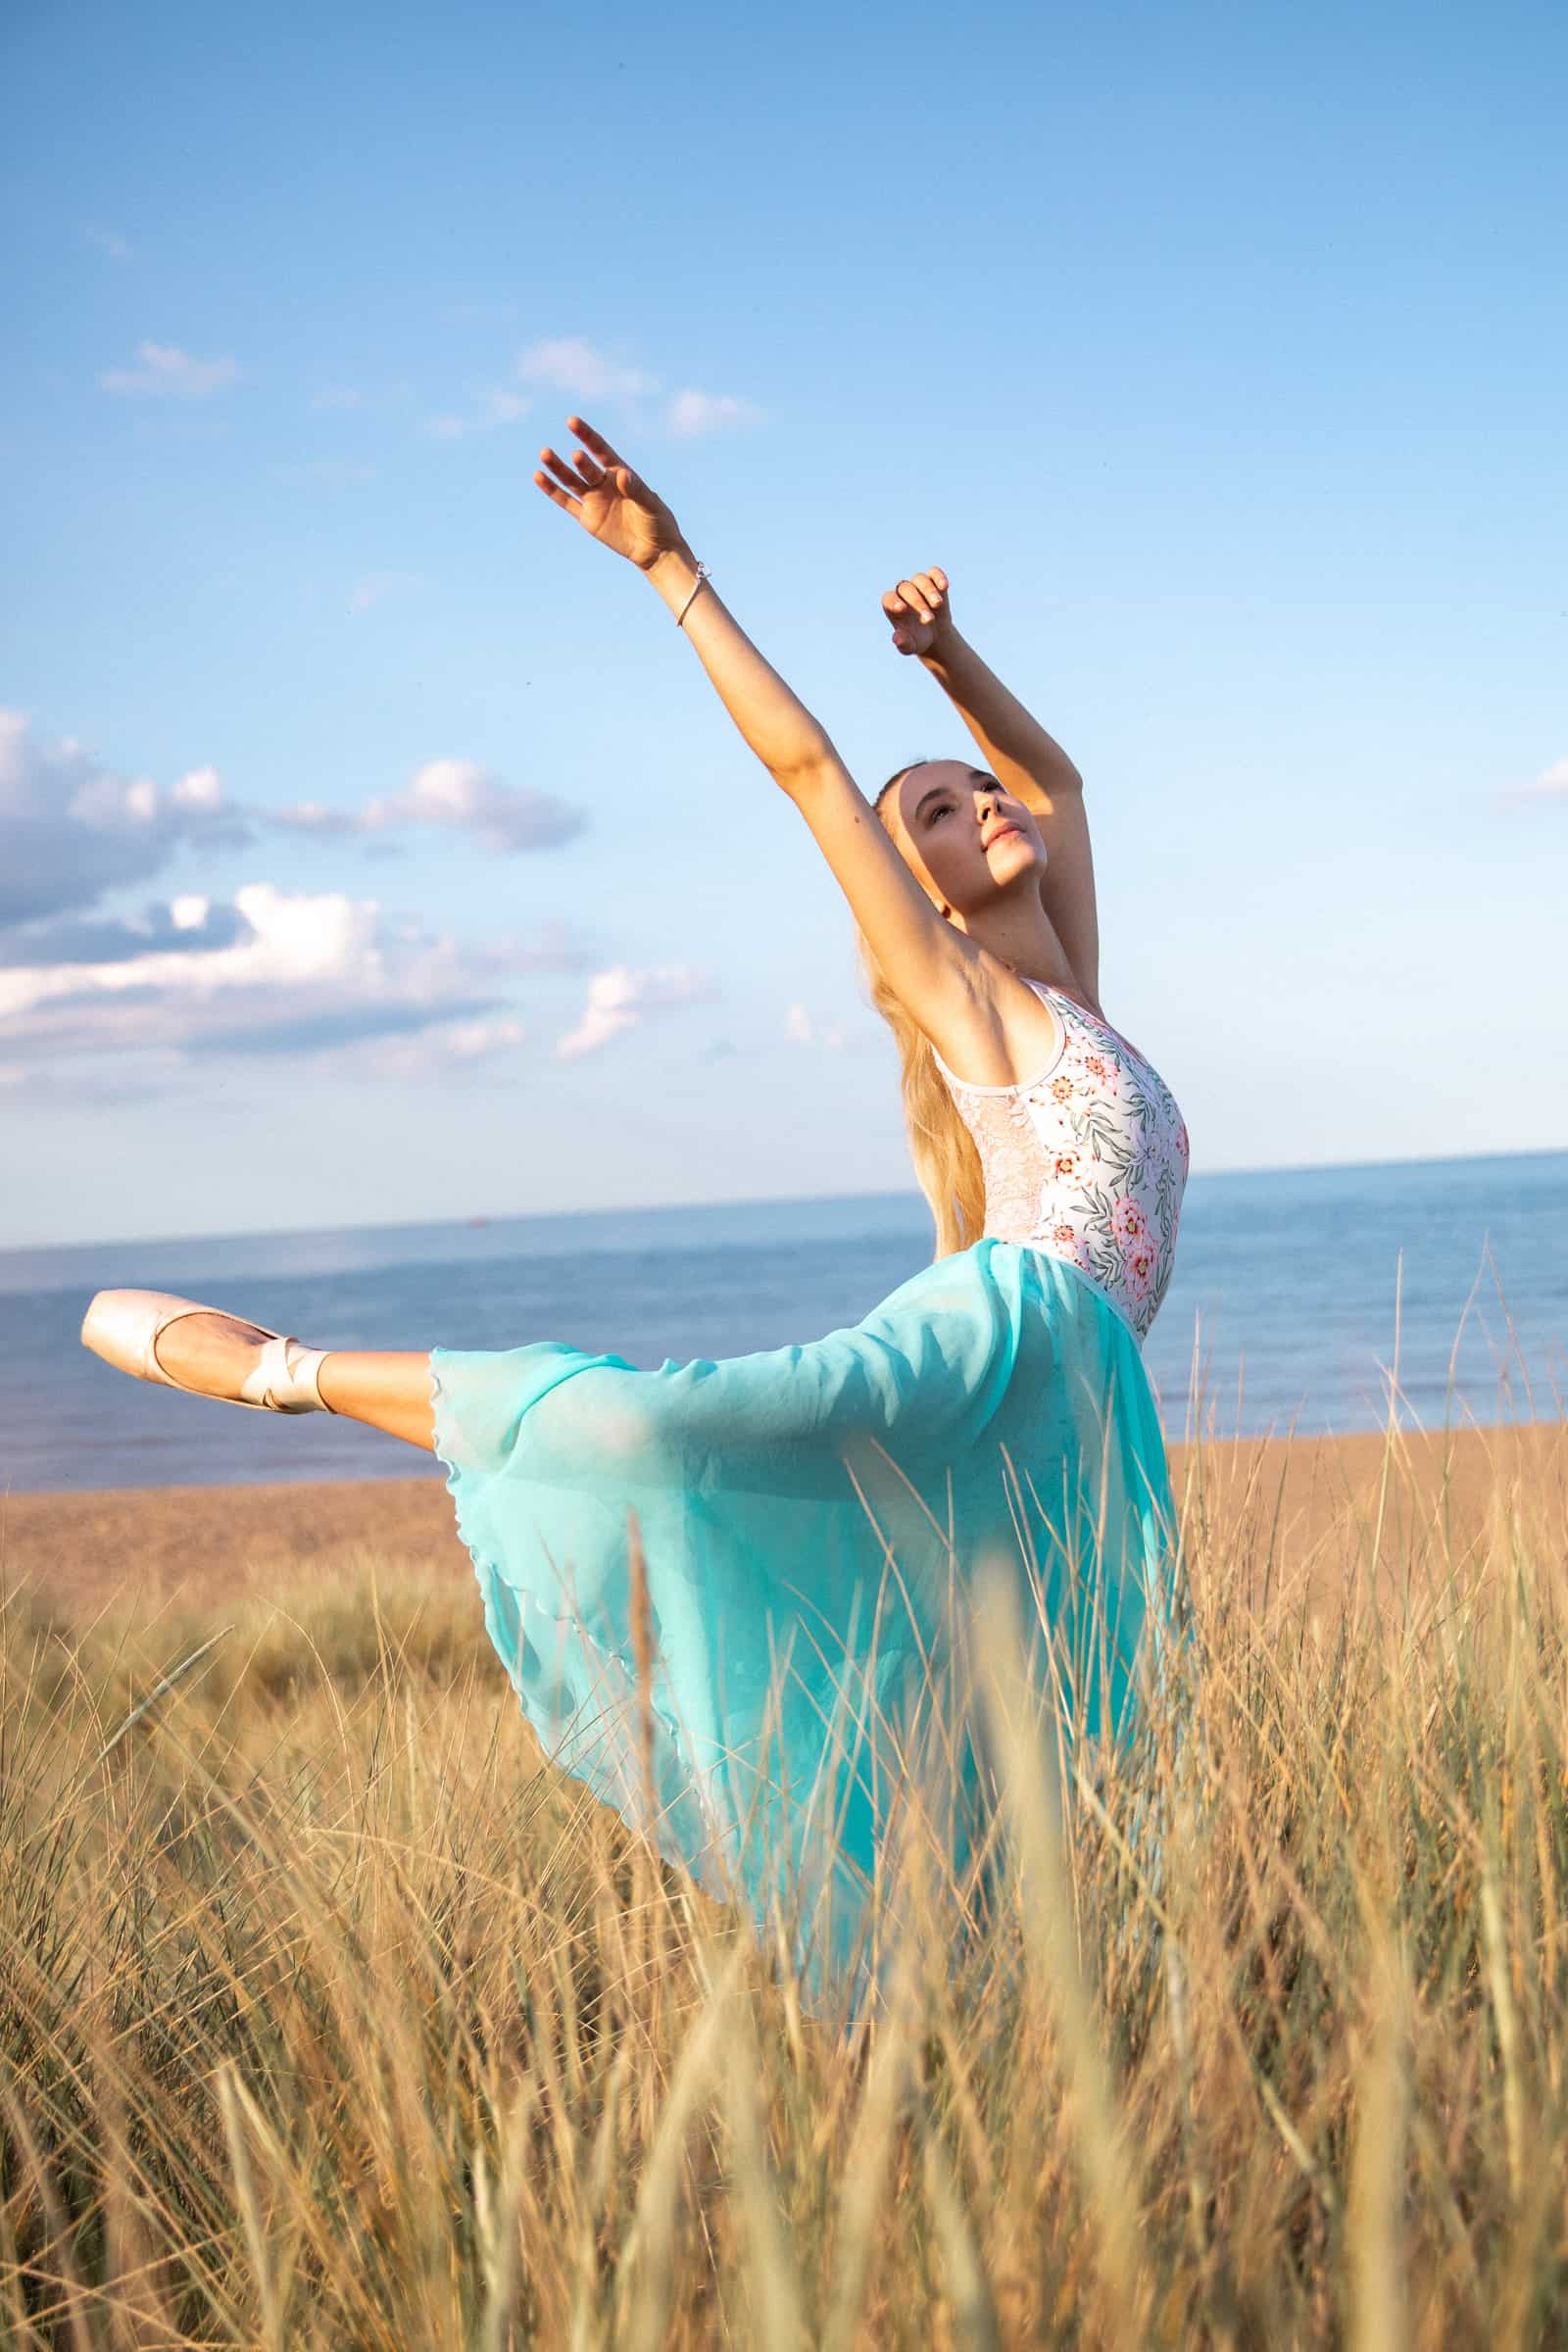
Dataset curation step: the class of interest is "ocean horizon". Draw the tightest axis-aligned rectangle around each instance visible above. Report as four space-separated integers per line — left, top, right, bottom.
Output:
4 1146 1562 1495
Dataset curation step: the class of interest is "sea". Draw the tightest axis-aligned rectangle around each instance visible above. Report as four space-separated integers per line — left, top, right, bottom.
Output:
2 1149 1563 1495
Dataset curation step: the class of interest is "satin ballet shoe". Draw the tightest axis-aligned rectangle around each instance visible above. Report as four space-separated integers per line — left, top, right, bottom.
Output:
80 1289 335 1414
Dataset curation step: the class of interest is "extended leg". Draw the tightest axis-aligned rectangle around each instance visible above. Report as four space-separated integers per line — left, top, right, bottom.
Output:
151 1315 436 1453
317 1351 435 1453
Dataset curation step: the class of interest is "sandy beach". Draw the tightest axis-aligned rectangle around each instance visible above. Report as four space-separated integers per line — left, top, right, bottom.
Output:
5 1419 1563 1630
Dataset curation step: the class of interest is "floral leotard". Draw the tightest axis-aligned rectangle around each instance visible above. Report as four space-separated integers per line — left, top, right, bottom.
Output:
932 977 1190 1345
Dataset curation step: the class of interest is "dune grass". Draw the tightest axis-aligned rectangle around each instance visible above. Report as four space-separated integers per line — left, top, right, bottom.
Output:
2 1411 1566 2348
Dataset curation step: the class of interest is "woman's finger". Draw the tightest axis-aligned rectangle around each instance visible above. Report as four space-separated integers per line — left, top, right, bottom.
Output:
532 470 582 516
567 415 627 470
882 589 909 617
914 570 946 607
898 577 935 621
539 446 592 497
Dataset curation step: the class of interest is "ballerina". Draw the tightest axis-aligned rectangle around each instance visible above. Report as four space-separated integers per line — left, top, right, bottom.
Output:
82 416 1191 2005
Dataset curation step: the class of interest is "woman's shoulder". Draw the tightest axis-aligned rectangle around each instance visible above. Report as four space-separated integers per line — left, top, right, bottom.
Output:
930 956 1089 1091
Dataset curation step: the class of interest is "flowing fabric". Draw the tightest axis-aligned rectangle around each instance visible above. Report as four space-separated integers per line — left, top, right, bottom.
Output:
431 1237 1185 2012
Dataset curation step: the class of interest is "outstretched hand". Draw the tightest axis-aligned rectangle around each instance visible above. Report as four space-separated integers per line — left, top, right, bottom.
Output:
881 567 955 657
532 416 686 572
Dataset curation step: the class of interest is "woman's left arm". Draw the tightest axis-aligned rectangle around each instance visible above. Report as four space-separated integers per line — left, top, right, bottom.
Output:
885 569 1102 1011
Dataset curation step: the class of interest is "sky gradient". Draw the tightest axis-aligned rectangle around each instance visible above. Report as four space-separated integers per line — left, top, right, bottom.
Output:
4 0 1564 1248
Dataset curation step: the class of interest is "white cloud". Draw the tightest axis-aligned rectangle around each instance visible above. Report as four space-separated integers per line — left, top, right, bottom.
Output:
348 571 421 613
82 224 132 262
785 1003 847 1050
667 389 763 438
99 341 241 399
482 386 528 424
3 706 592 955
358 1013 528 1080
422 383 530 442
276 758 587 855
556 963 713 1060
1494 754 1568 811
0 710 250 927
0 883 524 1075
0 883 374 1023
170 895 209 931
311 385 363 412
517 337 662 405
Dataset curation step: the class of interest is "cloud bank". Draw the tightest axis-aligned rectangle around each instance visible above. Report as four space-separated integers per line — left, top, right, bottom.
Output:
0 712 599 1089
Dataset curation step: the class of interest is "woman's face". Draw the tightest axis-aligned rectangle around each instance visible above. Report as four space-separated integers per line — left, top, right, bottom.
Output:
890 760 1046 918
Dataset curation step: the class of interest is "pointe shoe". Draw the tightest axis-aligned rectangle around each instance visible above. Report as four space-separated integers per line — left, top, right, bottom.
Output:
80 1289 334 1414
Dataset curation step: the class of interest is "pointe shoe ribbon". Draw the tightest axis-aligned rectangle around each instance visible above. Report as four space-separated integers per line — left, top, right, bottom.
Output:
80 1290 334 1414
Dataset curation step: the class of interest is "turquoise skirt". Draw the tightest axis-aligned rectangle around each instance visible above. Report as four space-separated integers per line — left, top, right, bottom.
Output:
431 1238 1184 2012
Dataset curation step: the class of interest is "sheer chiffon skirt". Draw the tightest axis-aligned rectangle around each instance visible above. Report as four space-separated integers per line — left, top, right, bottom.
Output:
430 1237 1187 2012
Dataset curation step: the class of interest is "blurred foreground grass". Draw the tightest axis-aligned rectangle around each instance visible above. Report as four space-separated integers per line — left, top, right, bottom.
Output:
3 1418 1567 2349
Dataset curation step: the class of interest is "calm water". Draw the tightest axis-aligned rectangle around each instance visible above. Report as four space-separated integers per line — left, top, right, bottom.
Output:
2 1151 1563 1494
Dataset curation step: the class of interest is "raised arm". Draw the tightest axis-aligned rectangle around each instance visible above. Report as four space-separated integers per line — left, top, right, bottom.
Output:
533 419 994 1049
884 569 1102 1013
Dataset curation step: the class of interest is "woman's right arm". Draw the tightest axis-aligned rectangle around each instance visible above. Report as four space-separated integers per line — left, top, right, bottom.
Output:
535 419 996 1049
536 416 837 788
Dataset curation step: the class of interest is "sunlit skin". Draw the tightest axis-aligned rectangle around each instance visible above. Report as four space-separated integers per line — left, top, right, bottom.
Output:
887 760 1054 940
875 567 1088 1011
144 436 1089 1435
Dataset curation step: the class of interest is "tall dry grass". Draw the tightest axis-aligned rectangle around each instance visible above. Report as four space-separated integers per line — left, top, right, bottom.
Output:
2 1412 1566 2349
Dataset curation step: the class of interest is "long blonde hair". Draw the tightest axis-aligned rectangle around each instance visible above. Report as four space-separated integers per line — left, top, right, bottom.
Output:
857 762 987 1261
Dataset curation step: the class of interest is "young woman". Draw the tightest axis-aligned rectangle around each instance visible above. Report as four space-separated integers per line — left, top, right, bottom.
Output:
82 416 1190 2002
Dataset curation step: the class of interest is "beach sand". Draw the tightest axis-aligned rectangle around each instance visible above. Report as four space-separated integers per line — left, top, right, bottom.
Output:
5 1421 1563 1631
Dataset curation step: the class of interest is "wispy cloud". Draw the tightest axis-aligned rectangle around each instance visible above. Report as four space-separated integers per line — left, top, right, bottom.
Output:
275 758 587 855
556 963 713 1059
785 1003 847 1049
311 385 363 412
1494 754 1568 810
347 570 422 613
518 337 662 405
422 384 530 442
82 224 132 262
667 389 763 437
99 341 241 399
353 1012 529 1081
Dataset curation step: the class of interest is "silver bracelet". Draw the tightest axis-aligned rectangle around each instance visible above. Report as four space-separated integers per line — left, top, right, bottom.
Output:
675 562 710 629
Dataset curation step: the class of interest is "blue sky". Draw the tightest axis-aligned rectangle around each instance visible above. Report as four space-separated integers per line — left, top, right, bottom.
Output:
4 0 1564 1248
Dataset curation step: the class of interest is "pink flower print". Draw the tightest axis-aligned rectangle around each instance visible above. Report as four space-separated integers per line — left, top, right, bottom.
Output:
1124 1249 1154 1304
1052 1149 1081 1184
1111 1197 1149 1250
1050 1073 1075 1104
1051 1221 1076 1248
1083 1054 1108 1082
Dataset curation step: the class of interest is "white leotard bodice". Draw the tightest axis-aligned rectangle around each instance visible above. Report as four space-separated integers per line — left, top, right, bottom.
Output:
932 978 1190 1345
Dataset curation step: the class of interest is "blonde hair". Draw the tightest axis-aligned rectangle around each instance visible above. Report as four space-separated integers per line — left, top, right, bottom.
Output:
857 762 987 1260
